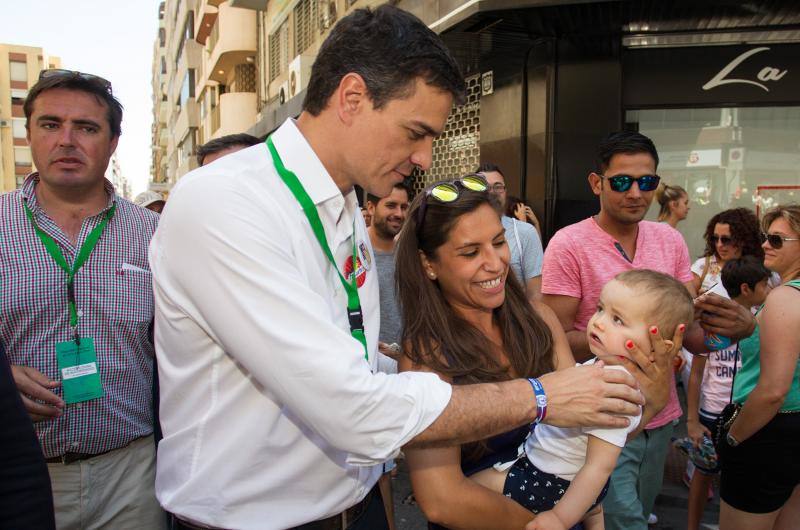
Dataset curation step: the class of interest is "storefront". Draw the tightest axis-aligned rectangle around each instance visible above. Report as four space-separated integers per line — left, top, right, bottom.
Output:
418 0 800 250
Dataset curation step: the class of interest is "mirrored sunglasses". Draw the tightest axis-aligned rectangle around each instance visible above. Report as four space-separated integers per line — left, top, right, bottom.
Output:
600 174 660 192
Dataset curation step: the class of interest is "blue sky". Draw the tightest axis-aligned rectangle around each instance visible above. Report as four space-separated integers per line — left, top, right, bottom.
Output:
2 0 162 196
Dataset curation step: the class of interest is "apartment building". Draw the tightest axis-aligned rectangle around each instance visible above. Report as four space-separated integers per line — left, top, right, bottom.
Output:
150 0 386 189
0 44 60 193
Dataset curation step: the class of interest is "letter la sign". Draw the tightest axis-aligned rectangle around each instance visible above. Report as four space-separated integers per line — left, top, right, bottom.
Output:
703 47 788 92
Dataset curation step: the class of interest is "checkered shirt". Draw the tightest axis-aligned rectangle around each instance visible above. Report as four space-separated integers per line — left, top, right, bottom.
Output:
0 174 159 457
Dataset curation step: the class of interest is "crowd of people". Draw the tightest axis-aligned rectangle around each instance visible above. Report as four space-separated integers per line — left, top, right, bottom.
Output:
1 5 798 530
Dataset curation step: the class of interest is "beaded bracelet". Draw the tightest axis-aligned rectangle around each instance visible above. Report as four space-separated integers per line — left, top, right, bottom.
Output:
527 377 547 426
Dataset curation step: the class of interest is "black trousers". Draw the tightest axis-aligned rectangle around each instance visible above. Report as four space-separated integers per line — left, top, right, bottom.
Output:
0 344 56 529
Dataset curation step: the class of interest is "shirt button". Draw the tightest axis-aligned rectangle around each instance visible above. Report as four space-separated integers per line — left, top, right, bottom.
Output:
77 310 84 317
74 404 82 409
71 441 79 448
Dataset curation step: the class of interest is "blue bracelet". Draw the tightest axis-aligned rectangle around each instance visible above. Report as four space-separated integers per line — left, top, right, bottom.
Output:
527 378 547 426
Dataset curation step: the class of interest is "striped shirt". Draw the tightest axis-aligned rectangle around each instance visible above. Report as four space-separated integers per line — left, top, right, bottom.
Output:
0 174 159 457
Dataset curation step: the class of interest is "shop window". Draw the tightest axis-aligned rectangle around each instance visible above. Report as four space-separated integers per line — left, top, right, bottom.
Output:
629 106 800 258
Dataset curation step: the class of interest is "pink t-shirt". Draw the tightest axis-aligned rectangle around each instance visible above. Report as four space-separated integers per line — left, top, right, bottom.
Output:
542 218 693 429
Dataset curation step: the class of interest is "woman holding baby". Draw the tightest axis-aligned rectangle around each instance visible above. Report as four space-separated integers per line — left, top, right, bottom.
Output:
394 175 688 529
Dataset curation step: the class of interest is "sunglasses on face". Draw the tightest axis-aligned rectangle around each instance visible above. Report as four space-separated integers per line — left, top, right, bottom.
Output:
710 235 733 246
39 68 113 93
415 174 489 237
761 232 800 250
599 174 661 192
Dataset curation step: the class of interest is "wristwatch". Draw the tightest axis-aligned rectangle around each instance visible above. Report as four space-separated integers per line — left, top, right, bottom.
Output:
726 432 740 447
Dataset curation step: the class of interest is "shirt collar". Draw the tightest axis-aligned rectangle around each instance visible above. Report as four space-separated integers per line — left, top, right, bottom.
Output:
270 118 343 206
21 172 117 214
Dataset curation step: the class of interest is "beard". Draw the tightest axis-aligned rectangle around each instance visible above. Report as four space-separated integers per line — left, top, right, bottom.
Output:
373 215 401 239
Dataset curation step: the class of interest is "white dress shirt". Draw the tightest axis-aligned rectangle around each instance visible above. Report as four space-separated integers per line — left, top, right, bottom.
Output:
150 119 452 529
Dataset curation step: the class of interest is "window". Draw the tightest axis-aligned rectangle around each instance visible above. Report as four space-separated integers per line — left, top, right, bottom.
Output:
184 11 194 40
179 69 196 107
10 61 27 82
12 119 26 139
629 106 800 258
178 129 197 168
269 20 290 82
11 88 27 106
14 147 32 166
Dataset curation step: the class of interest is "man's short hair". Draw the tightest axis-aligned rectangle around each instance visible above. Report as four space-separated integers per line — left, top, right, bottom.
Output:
597 131 659 173
302 5 465 116
196 133 262 166
24 73 124 138
366 182 412 206
614 269 694 339
477 162 504 177
721 256 771 299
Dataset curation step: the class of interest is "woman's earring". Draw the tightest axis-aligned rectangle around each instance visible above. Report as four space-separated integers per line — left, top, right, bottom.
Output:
428 272 437 279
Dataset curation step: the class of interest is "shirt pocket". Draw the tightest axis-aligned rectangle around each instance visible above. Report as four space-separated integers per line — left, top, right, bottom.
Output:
108 265 155 325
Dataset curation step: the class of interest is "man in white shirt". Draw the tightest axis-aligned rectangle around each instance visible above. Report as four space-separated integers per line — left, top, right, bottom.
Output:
150 6 659 530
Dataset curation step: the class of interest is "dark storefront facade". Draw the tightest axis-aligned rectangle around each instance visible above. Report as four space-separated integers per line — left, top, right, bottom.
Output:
403 0 800 254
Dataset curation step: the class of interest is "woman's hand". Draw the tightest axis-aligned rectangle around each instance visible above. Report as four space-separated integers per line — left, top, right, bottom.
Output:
694 293 755 340
514 203 527 223
619 323 686 424
525 510 567 530
687 418 711 448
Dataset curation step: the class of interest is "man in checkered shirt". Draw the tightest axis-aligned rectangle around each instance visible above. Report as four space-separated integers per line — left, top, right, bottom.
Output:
0 71 165 528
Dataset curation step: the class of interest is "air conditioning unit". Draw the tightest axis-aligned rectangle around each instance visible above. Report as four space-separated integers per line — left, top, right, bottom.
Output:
0 120 10 128
288 54 314 100
278 81 289 105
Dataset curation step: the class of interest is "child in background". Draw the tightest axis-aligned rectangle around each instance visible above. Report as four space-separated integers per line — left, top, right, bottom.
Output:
679 256 772 530
471 270 693 530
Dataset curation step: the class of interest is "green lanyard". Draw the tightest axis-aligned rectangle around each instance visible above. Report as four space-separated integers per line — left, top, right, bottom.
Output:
23 200 116 344
266 137 368 361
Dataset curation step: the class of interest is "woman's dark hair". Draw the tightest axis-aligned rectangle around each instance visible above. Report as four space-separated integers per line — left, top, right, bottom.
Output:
303 5 465 115
396 185 554 460
703 208 764 260
505 195 527 218
596 131 659 173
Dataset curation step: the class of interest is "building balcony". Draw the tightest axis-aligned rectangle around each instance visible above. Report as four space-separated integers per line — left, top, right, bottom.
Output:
195 2 219 45
175 100 200 146
207 2 256 84
213 91 257 139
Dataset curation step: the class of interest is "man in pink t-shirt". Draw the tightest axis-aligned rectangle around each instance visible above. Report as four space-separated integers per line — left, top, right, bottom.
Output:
542 131 694 530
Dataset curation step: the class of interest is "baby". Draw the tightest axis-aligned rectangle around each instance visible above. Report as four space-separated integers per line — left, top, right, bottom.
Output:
472 270 694 530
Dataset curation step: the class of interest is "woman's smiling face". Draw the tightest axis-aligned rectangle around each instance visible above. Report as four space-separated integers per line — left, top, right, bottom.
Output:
423 203 510 316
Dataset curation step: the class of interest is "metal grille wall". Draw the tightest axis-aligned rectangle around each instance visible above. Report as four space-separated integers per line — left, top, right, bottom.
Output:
234 63 256 93
413 74 482 193
269 20 290 82
294 0 318 55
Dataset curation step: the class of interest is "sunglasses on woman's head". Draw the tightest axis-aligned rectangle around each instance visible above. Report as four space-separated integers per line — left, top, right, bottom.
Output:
761 232 800 249
415 174 489 237
710 235 733 246
599 174 661 193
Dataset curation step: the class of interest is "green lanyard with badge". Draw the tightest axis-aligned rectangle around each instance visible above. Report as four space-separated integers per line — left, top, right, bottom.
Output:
23 201 115 404
266 137 369 361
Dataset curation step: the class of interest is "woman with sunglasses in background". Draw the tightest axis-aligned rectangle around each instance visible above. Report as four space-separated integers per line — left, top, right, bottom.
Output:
681 207 765 528
394 175 672 529
719 204 800 530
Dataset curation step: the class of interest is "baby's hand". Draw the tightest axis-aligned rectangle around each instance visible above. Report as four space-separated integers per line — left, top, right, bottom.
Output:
525 510 567 530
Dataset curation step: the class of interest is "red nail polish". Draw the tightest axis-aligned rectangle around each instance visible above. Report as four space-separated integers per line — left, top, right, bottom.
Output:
678 324 686 332
650 327 659 335
625 340 634 350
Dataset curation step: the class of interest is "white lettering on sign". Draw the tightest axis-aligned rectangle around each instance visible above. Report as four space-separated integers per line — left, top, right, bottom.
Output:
702 47 788 93
62 362 98 380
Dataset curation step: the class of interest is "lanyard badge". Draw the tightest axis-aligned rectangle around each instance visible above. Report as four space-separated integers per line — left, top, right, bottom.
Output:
266 137 369 361
23 200 115 403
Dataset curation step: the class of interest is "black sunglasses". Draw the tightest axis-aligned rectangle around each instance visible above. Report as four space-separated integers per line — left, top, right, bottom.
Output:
415 174 489 238
710 235 733 246
761 232 800 249
599 174 661 193
39 69 113 93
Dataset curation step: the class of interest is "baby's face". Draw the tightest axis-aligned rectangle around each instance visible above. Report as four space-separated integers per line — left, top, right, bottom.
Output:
587 280 653 360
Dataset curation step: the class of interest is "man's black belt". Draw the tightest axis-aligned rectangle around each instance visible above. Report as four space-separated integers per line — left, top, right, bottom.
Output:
290 486 375 530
